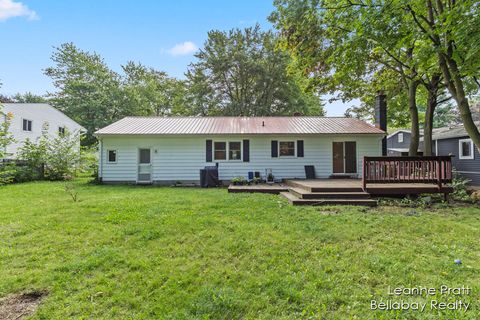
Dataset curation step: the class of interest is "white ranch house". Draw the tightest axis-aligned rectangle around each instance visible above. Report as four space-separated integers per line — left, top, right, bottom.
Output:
1 103 84 158
94 116 385 184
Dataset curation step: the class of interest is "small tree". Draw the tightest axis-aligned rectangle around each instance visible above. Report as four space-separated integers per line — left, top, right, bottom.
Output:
45 129 80 180
0 108 15 185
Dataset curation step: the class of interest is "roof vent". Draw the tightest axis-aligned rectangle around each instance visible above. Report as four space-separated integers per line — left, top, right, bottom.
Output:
262 121 265 127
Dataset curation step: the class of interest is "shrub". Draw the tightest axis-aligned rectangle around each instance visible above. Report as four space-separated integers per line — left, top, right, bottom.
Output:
16 130 80 182
451 174 471 202
79 144 98 176
231 176 247 185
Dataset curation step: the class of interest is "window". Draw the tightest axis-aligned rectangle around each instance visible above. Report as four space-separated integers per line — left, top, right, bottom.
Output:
398 132 404 143
213 141 242 161
228 142 241 160
58 126 65 135
214 142 227 160
459 139 474 159
139 149 151 164
279 141 295 156
22 119 32 131
107 150 117 163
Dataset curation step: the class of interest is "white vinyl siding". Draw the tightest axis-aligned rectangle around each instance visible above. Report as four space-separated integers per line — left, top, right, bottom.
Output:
99 134 383 183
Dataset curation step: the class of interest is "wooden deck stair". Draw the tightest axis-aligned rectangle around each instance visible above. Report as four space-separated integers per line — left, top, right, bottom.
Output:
281 180 377 206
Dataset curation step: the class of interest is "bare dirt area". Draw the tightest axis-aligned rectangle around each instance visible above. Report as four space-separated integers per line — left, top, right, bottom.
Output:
0 291 46 320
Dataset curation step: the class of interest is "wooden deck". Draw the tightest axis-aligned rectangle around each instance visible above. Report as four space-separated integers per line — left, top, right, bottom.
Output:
229 178 453 206
228 183 289 194
285 179 453 195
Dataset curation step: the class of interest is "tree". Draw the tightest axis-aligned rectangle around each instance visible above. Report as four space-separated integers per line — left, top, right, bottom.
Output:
186 25 324 116
122 62 187 116
44 43 125 145
11 92 48 103
0 104 15 184
271 0 429 154
405 0 480 151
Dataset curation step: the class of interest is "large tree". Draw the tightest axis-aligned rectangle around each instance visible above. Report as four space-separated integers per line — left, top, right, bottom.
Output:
122 62 187 116
44 43 126 145
186 25 324 116
405 0 480 151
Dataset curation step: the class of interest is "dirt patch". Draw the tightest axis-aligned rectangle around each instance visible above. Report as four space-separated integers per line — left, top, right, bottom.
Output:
0 291 46 320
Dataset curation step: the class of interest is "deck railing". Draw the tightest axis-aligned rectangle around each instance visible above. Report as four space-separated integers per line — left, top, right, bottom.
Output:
362 156 453 190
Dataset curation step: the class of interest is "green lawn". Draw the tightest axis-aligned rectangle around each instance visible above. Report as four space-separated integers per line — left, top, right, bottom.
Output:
0 180 479 319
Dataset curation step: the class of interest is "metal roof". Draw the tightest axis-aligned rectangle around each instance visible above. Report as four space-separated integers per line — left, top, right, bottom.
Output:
94 116 385 136
432 122 480 140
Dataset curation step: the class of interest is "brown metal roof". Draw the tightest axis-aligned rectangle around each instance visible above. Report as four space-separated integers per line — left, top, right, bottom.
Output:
94 116 385 135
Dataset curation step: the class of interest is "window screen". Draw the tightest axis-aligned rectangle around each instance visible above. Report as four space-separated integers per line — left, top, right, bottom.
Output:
108 150 117 163
58 126 65 135
229 142 241 160
139 149 151 164
279 141 295 156
214 142 226 160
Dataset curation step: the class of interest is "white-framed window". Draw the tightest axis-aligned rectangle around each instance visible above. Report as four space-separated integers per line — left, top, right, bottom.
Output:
459 139 474 160
107 150 117 163
213 141 242 161
398 132 404 143
228 141 242 160
58 126 65 135
22 119 32 132
279 141 295 157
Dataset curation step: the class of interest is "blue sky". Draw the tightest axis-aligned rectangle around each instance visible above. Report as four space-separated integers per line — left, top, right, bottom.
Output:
0 0 354 115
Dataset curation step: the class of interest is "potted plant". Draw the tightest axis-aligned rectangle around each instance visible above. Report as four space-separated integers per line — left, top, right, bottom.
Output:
231 176 247 186
266 173 274 184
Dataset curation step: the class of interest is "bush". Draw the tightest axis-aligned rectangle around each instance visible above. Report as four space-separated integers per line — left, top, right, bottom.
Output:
0 161 16 185
16 130 80 182
451 174 471 202
79 144 98 176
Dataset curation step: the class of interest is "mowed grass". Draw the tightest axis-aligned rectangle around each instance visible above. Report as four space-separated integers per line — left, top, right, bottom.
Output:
0 180 479 319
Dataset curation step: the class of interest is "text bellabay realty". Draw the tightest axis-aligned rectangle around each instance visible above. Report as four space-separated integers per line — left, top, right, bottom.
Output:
371 285 471 312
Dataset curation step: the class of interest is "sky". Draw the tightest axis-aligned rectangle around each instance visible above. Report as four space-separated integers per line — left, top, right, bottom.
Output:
0 0 356 116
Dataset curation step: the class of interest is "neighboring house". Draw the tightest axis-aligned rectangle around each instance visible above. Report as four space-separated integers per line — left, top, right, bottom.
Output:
94 117 385 184
0 103 85 158
387 130 423 156
433 122 480 185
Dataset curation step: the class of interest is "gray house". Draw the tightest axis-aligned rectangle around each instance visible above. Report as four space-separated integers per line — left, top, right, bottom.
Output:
387 130 423 156
433 123 480 185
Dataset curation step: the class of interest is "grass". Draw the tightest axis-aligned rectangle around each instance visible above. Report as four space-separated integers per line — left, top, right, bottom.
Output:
0 179 479 319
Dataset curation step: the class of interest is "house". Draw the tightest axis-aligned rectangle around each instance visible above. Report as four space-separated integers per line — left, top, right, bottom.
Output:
387 130 423 156
1 103 85 158
433 122 480 185
94 116 385 185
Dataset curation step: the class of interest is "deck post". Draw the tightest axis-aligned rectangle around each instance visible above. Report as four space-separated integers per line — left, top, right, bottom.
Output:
436 158 442 190
362 157 367 191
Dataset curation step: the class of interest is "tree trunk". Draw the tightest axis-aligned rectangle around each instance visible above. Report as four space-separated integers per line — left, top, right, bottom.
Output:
408 80 420 156
438 53 480 152
423 74 441 156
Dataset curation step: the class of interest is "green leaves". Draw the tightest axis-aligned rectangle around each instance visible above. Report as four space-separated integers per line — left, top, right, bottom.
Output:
186 25 324 116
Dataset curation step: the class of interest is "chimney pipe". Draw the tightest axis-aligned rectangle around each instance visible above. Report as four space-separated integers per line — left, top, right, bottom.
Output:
375 91 387 156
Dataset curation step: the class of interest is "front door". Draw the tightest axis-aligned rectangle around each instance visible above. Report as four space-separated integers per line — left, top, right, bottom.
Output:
332 142 357 174
138 148 152 183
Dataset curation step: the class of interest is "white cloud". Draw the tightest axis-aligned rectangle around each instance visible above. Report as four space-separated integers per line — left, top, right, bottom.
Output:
166 41 198 56
0 0 38 21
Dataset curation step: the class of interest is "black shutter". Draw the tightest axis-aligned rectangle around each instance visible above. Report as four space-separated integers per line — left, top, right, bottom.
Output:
297 140 304 157
243 139 250 162
206 140 212 162
271 140 278 158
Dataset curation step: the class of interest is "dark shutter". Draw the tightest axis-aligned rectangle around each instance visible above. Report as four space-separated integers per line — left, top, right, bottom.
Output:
206 140 212 162
271 140 278 158
243 139 250 162
297 140 304 157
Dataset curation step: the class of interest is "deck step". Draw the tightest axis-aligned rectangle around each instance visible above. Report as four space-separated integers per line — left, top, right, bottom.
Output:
280 192 377 206
289 187 370 199
285 180 363 192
